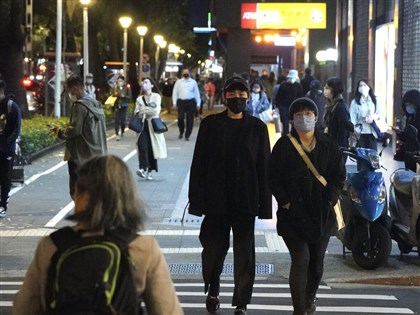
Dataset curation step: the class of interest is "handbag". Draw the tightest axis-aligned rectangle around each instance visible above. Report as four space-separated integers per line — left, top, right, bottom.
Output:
151 118 168 133
288 135 345 231
128 113 144 133
104 95 117 107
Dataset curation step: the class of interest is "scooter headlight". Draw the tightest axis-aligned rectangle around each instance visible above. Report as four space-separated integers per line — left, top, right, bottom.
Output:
349 186 362 204
378 184 386 204
368 152 381 169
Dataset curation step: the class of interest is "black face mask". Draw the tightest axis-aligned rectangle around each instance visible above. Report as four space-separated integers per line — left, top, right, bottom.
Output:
182 74 189 78
226 97 247 114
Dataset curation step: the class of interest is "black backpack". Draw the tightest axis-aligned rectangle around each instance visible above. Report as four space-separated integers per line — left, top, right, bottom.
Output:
46 227 141 315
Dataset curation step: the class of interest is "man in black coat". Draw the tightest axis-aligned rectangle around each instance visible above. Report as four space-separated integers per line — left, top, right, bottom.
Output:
188 76 272 315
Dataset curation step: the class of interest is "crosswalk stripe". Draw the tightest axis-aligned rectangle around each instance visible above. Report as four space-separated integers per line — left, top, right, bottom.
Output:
0 301 12 307
172 283 331 290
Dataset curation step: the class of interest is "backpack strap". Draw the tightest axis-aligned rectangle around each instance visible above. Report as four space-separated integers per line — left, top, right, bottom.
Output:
7 100 13 114
50 227 81 251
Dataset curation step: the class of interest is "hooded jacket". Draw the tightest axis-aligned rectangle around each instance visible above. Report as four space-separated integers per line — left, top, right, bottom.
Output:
0 95 21 155
269 128 346 241
57 95 107 164
188 110 272 219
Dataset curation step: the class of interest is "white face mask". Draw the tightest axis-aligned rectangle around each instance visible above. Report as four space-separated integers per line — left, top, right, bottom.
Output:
358 86 370 97
68 93 78 102
289 78 296 84
86 79 93 84
118 81 124 87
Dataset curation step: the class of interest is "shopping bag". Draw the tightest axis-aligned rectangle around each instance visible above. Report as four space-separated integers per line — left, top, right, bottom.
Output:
104 95 117 107
333 199 345 231
258 108 273 123
151 118 168 133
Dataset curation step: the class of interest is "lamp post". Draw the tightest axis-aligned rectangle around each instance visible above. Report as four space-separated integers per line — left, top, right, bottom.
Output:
80 0 91 83
119 16 132 76
137 25 148 85
154 35 164 80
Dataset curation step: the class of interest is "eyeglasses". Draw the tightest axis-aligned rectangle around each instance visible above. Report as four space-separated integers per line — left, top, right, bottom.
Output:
293 110 315 117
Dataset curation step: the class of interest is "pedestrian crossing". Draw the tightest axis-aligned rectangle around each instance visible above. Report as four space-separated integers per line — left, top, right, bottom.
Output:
1 279 416 314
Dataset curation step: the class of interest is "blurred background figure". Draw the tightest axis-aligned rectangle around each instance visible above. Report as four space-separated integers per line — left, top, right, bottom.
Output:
205 77 216 111
161 77 175 114
300 68 315 95
111 75 132 141
260 70 275 102
84 73 96 100
245 80 271 121
306 80 326 131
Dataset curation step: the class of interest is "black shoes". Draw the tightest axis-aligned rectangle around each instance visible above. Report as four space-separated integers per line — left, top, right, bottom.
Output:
205 295 220 314
234 306 247 315
305 297 317 315
178 133 183 139
0 206 7 218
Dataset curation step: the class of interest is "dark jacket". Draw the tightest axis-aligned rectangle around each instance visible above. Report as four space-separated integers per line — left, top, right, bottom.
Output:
275 81 303 109
324 98 351 148
188 111 272 219
0 95 21 155
269 129 346 241
57 96 107 164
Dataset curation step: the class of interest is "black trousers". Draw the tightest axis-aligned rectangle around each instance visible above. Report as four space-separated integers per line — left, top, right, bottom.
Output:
67 161 79 199
0 153 13 208
177 99 196 138
114 107 128 136
283 235 330 314
199 212 256 307
278 106 290 136
137 122 157 172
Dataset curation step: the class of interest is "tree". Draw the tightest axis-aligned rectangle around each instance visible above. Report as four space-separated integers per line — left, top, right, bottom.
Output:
0 0 29 117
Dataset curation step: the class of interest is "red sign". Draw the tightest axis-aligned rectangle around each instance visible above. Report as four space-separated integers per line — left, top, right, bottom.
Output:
241 3 257 29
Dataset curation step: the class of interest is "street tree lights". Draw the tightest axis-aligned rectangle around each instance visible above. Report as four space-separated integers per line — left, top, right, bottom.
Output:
119 16 132 77
137 25 148 85
154 35 165 80
80 0 91 83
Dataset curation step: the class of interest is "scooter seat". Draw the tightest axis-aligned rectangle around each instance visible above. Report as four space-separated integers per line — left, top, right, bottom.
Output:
393 169 416 195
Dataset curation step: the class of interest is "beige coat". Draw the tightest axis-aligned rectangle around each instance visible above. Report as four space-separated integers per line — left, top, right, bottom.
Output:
135 93 167 159
13 233 184 315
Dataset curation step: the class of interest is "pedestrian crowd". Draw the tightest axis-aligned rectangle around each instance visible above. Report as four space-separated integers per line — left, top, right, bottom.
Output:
4 65 417 315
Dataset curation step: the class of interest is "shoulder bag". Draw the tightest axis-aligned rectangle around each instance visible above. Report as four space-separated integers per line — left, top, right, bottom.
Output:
128 112 144 133
288 135 345 231
142 96 168 133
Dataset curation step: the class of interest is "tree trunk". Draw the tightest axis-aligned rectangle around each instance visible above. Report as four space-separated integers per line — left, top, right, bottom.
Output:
0 0 29 118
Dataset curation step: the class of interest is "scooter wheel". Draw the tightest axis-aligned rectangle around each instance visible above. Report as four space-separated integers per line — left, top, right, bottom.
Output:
352 223 392 270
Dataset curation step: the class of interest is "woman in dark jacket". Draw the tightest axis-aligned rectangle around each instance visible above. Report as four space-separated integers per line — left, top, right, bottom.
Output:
269 97 346 315
323 77 352 148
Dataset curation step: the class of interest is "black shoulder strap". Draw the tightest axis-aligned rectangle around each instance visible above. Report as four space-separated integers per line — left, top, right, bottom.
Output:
142 96 148 107
50 227 81 250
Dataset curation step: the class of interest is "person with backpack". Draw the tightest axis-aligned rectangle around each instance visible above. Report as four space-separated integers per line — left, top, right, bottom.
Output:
306 80 326 131
13 154 184 315
0 78 21 218
48 75 107 199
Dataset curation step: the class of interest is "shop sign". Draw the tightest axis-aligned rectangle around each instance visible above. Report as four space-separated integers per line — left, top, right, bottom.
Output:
241 3 326 29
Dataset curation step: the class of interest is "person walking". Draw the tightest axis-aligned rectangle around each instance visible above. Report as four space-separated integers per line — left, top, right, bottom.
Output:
205 77 216 111
269 97 346 315
188 76 272 315
306 80 326 131
112 75 132 141
13 154 184 315
0 78 21 218
49 75 107 199
161 77 175 114
84 73 96 99
349 79 384 150
323 77 352 148
135 77 167 180
245 80 271 121
275 69 303 136
300 68 315 95
172 68 201 141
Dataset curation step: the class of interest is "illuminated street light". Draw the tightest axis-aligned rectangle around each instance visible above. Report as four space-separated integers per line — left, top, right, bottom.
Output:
80 0 91 82
137 25 148 85
154 35 165 80
119 16 132 76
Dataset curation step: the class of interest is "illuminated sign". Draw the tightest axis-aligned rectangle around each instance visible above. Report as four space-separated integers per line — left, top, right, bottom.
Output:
241 3 326 29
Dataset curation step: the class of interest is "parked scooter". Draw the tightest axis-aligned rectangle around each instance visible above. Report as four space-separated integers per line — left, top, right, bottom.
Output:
339 142 392 269
389 157 420 257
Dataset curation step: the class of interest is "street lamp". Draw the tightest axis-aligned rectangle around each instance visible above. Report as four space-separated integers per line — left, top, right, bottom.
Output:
119 16 132 76
80 0 91 83
154 35 165 80
137 25 148 85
